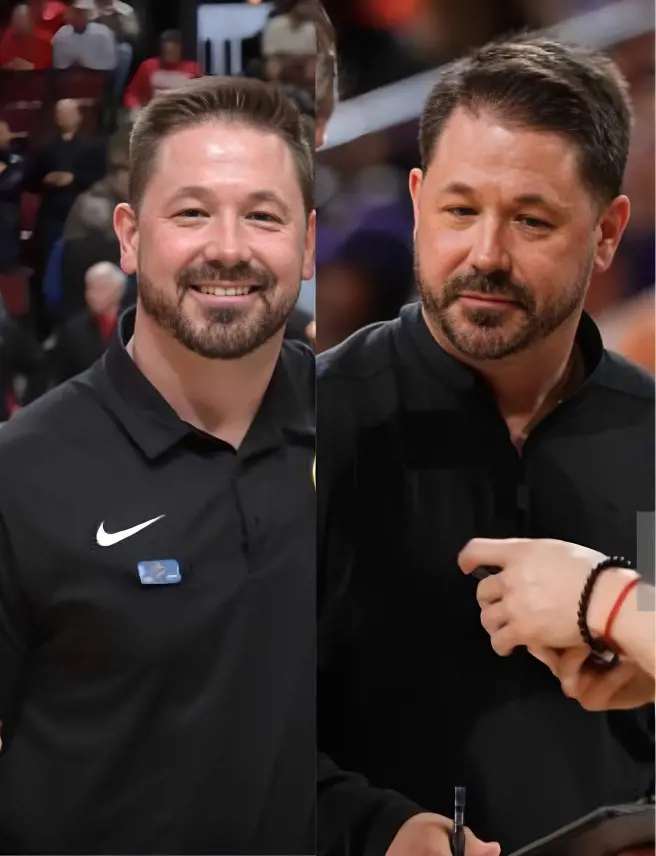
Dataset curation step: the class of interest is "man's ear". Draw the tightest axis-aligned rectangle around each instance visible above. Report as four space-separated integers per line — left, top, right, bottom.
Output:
113 202 139 275
592 194 630 274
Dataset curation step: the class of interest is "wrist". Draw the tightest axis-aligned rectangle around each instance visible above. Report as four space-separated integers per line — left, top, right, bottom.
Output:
587 567 639 639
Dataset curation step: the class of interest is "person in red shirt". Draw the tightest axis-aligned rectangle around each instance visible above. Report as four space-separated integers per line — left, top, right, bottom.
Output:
0 2 52 69
27 0 66 37
124 29 203 111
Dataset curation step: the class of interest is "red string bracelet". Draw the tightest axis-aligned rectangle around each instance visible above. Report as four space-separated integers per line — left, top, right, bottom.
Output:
604 576 640 647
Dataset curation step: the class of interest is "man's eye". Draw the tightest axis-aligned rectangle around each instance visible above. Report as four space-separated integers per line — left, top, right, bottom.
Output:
248 211 282 223
445 207 476 217
518 215 553 229
175 209 207 219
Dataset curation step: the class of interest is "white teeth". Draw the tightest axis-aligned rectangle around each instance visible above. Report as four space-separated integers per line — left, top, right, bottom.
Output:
196 285 253 296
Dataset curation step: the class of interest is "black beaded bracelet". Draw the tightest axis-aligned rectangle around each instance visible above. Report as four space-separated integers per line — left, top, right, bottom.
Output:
577 556 633 668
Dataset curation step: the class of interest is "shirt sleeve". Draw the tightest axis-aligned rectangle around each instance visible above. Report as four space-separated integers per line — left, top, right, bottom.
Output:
0 510 32 722
123 59 151 108
121 10 140 39
93 28 117 70
51 31 70 69
316 363 424 855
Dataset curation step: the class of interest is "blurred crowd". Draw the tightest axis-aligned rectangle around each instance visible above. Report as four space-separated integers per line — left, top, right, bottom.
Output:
0 0 320 421
316 0 655 372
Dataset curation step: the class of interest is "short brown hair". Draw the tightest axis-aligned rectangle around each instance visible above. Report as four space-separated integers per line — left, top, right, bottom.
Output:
419 35 633 206
129 76 314 216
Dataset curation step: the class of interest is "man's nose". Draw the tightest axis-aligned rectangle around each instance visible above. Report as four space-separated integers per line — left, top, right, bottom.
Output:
467 218 511 275
203 218 252 268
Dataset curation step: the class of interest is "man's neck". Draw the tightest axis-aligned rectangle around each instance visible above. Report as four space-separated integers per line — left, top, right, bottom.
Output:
424 307 585 447
128 304 284 448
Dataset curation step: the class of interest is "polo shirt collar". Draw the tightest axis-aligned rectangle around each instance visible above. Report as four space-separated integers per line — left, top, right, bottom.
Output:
96 306 313 460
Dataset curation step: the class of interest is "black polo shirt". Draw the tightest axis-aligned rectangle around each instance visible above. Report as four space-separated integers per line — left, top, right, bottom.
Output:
317 302 654 856
0 308 316 855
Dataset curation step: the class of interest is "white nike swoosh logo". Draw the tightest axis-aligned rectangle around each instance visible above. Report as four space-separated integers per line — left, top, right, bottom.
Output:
96 514 165 547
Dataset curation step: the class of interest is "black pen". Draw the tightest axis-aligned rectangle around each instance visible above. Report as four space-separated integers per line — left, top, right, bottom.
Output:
450 786 466 856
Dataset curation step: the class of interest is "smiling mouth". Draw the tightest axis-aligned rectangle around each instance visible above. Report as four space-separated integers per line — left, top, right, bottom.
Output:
190 284 259 297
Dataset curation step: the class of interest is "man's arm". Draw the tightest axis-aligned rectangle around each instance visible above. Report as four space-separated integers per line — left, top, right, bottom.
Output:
51 31 71 69
0 509 32 725
91 27 117 71
316 373 424 854
120 9 140 40
123 60 151 109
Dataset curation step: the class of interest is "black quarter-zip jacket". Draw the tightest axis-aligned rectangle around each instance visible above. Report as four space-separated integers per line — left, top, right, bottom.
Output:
317 302 654 856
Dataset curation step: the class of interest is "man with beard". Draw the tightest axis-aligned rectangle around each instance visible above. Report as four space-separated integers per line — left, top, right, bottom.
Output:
317 36 654 856
0 76 316 854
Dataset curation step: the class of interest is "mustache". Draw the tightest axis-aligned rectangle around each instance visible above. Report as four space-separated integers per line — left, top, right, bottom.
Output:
178 262 275 290
443 270 535 311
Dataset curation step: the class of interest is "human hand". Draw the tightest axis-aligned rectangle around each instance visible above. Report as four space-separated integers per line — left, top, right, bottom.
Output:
529 646 655 711
385 813 501 856
458 537 638 653
56 171 74 187
3 57 34 70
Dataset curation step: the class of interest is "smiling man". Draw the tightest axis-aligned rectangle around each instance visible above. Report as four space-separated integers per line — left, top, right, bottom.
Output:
317 36 654 856
0 76 316 854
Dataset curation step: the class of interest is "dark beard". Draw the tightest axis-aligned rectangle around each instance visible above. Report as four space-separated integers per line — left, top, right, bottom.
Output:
414 254 590 361
138 260 300 360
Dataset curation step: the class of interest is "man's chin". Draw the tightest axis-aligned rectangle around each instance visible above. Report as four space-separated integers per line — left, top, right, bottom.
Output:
441 318 533 362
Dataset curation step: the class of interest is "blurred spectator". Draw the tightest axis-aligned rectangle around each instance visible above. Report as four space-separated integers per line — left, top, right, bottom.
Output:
27 0 66 37
306 0 335 147
51 260 125 382
0 3 53 70
618 292 655 375
598 288 656 376
0 119 25 271
64 124 129 241
124 29 203 112
262 1 317 93
316 229 413 352
49 125 127 319
263 3 317 60
0 293 48 420
27 98 106 279
92 0 138 43
91 0 140 94
285 303 314 346
53 0 117 71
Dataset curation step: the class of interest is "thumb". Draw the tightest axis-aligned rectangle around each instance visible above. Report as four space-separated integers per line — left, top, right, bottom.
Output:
458 537 526 575
464 827 502 856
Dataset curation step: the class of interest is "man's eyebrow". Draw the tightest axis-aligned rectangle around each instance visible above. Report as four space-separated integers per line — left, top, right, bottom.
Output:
167 185 212 202
440 181 477 197
247 189 292 217
512 192 563 210
439 182 566 212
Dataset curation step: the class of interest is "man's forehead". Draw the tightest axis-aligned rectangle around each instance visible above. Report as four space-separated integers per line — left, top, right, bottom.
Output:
151 123 301 195
160 121 292 158
425 111 584 202
429 108 580 175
